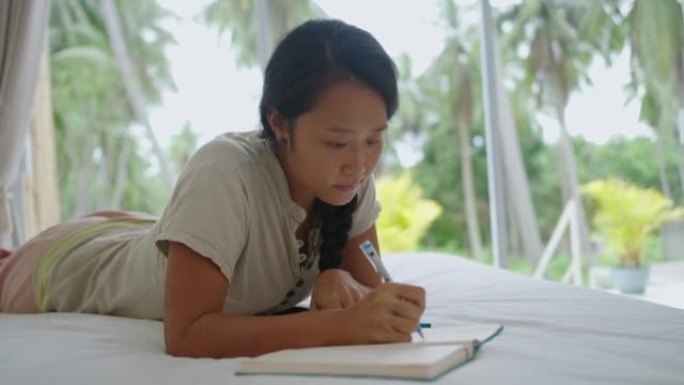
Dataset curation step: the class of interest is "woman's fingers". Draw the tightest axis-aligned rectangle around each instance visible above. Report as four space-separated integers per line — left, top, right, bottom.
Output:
387 283 426 311
310 269 373 310
342 284 369 307
390 312 421 335
342 282 427 344
333 293 349 309
372 283 425 314
315 294 343 310
379 283 425 336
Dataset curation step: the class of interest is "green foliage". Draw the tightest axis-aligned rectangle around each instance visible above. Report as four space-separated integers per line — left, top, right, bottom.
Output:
376 172 443 252
625 0 684 204
408 11 486 253
506 257 534 276
407 0 587 260
575 137 683 203
500 0 598 113
202 0 322 69
477 252 576 283
412 116 485 251
574 0 627 65
582 178 684 266
628 0 683 89
169 122 199 172
50 0 175 218
46 0 684 272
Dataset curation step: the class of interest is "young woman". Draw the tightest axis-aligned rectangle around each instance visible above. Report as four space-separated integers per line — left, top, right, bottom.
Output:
0 19 426 358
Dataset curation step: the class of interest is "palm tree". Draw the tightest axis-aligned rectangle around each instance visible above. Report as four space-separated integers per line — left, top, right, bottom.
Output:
430 1 486 261
379 54 425 175
52 0 121 214
427 0 544 264
625 0 684 202
203 0 323 71
100 0 175 189
499 0 613 260
50 0 175 216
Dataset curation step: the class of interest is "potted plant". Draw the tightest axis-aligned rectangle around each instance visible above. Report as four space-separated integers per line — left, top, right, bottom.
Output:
582 178 684 294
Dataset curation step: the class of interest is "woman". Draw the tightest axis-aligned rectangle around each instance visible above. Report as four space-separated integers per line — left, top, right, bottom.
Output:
0 19 425 358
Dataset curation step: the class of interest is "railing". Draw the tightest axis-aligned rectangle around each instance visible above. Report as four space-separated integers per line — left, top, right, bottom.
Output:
533 196 583 286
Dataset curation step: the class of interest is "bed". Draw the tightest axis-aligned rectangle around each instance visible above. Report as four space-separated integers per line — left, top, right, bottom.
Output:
2 252 683 384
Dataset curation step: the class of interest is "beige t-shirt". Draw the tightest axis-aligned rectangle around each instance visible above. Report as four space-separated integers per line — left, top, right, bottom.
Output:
47 131 381 319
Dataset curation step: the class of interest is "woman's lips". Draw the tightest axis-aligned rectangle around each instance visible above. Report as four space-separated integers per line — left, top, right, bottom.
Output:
333 182 360 192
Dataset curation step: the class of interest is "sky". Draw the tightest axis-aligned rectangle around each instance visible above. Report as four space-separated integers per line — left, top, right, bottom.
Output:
149 0 653 151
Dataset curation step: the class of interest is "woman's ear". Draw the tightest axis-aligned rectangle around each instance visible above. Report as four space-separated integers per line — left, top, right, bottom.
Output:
267 109 290 144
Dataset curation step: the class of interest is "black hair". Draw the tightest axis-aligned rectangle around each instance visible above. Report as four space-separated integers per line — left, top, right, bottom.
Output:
259 19 398 271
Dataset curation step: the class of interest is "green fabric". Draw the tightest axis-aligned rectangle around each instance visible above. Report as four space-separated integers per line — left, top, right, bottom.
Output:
33 217 155 311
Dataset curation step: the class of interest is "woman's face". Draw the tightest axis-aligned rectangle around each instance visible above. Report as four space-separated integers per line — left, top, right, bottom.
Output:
273 80 388 210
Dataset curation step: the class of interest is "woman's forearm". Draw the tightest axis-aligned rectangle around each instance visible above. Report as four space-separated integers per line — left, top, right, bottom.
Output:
165 309 349 358
341 226 383 288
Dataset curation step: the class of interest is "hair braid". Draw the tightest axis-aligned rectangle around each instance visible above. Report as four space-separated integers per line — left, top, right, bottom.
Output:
316 196 358 271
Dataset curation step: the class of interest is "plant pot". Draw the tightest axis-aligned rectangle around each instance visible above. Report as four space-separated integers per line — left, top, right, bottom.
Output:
610 266 650 294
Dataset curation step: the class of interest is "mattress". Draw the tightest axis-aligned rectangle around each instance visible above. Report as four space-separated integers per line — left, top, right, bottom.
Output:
2 252 682 384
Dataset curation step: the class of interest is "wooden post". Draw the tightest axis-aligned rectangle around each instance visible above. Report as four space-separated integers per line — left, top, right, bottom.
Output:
25 40 60 238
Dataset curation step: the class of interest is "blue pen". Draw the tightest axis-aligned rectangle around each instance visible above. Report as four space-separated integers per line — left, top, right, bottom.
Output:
359 240 425 339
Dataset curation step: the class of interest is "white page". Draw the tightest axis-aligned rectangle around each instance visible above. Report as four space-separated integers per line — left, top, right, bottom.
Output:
237 342 472 380
242 343 467 366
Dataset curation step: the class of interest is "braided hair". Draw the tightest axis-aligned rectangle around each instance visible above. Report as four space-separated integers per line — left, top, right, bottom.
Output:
259 19 398 270
314 196 358 270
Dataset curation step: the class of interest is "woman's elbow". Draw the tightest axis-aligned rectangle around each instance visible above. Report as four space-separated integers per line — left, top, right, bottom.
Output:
164 322 237 359
164 323 205 358
164 328 192 357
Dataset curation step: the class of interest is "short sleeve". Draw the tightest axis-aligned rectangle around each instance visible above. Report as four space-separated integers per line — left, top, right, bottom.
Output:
348 175 382 238
155 143 249 281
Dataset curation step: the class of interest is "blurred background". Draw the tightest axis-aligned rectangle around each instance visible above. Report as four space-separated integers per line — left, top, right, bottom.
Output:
9 0 684 300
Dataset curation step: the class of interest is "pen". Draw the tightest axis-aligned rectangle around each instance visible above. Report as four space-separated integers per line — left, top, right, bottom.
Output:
359 240 425 339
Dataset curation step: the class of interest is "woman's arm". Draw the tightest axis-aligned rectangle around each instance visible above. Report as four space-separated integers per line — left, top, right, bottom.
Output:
164 241 425 358
309 225 385 309
164 242 344 358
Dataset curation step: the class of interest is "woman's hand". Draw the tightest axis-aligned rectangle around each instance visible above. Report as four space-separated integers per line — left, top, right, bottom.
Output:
340 282 426 344
310 269 372 310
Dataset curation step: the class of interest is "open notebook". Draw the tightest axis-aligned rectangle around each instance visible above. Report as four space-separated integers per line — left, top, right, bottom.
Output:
237 323 503 380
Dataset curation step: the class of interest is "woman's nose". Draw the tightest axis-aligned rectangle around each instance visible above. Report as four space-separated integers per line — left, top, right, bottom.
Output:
342 147 366 177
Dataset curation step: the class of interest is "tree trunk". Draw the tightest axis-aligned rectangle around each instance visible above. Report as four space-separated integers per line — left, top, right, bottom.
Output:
75 105 96 216
556 111 592 262
654 127 673 199
100 0 173 190
495 80 544 264
457 114 484 261
253 0 274 72
110 141 131 208
674 133 684 202
674 10 684 203
95 132 112 211
479 7 544 264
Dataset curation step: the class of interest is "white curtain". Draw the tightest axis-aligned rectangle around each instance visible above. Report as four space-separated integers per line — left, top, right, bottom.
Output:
0 0 51 246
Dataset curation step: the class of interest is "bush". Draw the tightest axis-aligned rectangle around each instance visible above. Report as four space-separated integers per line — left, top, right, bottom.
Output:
582 178 684 266
376 172 443 252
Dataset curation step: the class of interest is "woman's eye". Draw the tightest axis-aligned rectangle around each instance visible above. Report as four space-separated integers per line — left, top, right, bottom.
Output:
367 138 383 146
326 141 346 149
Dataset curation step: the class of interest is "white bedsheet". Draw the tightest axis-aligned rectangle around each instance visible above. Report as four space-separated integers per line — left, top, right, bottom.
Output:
2 252 683 384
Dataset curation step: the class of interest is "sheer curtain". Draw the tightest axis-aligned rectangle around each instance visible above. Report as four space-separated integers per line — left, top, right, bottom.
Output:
0 0 51 247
